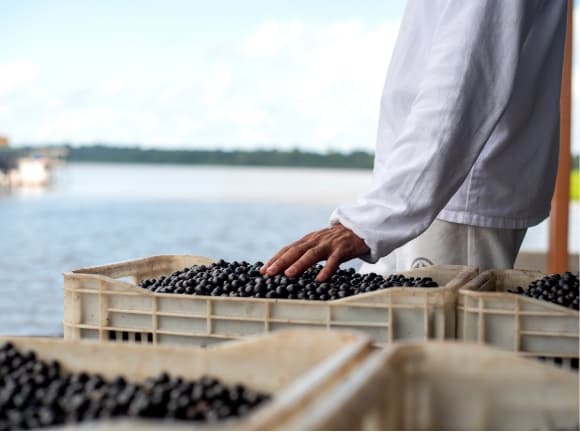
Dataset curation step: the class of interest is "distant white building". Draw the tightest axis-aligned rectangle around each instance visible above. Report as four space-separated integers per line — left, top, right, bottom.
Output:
3 157 52 187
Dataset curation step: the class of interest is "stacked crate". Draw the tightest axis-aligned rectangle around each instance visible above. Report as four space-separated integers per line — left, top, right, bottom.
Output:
458 269 579 369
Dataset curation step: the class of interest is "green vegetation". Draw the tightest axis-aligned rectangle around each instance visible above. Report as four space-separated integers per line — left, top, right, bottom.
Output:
571 170 579 201
65 145 375 169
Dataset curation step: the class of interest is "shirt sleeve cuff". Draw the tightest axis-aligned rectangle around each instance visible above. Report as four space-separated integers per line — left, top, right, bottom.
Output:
329 208 381 264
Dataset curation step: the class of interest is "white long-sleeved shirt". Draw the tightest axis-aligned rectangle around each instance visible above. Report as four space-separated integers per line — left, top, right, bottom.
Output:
331 0 567 263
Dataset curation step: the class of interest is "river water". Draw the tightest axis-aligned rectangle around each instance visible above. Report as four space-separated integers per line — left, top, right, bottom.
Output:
1 163 578 335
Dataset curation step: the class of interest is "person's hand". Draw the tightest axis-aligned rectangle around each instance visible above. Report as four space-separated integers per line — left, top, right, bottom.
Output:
260 223 370 282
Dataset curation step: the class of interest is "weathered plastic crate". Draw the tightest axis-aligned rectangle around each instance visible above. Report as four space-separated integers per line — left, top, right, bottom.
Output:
0 329 371 430
284 342 580 430
457 269 579 368
63 255 477 347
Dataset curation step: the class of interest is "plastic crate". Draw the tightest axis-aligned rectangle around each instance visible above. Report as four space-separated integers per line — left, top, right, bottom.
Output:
283 342 580 430
0 329 372 430
63 255 477 347
457 269 579 368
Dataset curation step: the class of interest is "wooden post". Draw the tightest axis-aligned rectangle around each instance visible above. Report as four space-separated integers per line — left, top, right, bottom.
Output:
548 0 573 274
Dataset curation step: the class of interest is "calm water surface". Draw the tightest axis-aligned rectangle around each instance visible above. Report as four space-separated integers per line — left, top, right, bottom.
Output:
1 163 578 335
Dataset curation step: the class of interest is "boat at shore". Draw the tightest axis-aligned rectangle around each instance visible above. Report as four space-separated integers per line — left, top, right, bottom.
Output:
0 155 53 188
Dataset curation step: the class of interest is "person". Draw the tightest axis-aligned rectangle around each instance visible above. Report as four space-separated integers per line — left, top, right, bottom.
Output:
260 0 568 282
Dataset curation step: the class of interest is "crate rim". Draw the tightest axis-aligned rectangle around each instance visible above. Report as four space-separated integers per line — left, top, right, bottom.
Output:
64 254 477 303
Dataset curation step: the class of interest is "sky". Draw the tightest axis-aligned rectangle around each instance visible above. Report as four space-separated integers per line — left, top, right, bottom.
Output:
0 0 578 153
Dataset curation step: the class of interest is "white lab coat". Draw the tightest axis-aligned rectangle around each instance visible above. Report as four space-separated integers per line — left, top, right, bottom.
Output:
331 0 567 263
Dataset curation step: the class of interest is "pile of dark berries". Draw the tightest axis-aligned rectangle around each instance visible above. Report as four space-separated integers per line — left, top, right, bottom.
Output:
508 272 579 310
138 259 438 300
0 342 270 430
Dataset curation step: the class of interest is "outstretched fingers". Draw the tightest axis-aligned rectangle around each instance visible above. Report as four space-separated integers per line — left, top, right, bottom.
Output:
260 246 290 274
315 253 342 282
263 241 312 276
285 246 329 278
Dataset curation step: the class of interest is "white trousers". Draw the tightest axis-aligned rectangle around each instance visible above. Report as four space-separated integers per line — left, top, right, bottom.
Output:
359 219 527 274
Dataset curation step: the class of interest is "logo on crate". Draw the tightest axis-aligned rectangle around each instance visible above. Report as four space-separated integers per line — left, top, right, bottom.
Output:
411 257 433 268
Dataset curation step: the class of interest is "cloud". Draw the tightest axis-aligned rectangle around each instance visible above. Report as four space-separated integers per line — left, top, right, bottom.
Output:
3 3 580 155
200 18 401 150
239 20 304 58
1 17 401 151
36 108 122 141
5 13 577 155
0 61 39 95
203 72 233 104
207 108 266 127
101 78 127 97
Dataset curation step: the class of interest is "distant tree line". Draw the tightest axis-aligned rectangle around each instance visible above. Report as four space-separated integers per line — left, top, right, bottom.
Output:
64 145 375 169
2 145 579 171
